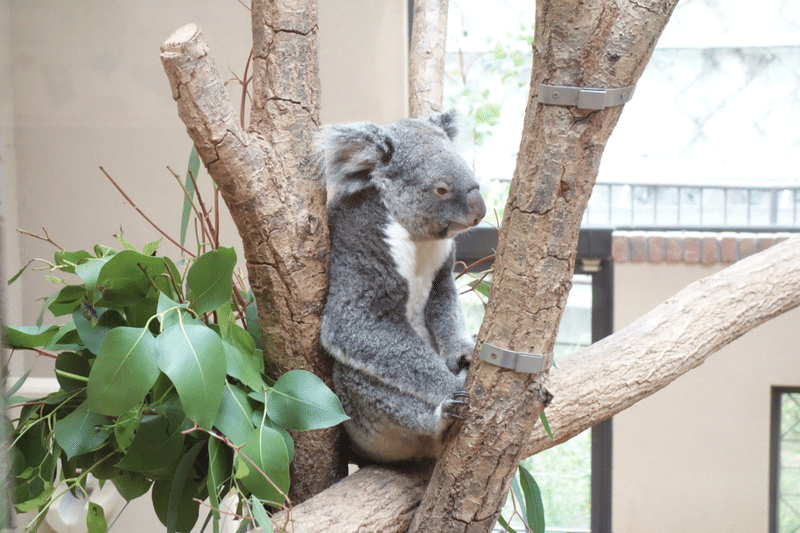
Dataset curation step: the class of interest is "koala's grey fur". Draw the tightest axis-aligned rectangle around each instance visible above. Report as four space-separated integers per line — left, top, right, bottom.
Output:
316 110 486 462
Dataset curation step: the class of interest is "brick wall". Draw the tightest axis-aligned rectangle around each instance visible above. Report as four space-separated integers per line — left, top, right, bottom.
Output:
612 231 796 264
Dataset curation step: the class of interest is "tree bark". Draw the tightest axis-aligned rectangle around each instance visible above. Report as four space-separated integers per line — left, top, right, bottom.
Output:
266 233 800 533
160 0 344 503
409 0 680 531
408 0 449 117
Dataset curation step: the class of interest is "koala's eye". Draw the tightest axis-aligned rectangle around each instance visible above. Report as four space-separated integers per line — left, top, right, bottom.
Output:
434 182 452 199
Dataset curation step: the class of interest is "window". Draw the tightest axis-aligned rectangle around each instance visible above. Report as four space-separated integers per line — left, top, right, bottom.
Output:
770 387 800 533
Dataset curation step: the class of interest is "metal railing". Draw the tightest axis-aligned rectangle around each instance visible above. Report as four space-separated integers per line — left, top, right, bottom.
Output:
582 183 800 228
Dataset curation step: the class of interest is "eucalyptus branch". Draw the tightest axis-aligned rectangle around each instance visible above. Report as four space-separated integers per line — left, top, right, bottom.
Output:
189 427 293 509
454 253 495 280
239 49 253 131
167 166 215 249
99 166 196 257
17 228 64 250
184 167 218 249
32 347 59 359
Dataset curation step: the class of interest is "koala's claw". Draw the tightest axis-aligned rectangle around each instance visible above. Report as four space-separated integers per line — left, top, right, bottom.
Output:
442 391 469 420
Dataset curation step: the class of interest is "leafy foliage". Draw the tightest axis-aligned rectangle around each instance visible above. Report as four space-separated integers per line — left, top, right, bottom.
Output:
6 241 348 532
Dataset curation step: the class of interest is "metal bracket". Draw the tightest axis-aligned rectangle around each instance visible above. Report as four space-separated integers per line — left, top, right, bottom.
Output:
538 83 636 110
480 342 554 374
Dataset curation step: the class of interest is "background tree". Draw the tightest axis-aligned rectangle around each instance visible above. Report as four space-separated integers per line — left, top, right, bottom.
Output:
160 1 800 532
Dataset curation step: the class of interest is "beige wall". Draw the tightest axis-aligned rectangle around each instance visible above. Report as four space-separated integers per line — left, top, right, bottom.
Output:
2 0 408 379
612 261 800 532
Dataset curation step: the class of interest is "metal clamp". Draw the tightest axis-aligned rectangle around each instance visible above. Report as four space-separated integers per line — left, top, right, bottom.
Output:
480 342 554 374
538 83 636 110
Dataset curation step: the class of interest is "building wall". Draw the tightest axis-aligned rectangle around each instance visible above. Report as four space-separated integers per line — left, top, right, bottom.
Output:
612 256 800 532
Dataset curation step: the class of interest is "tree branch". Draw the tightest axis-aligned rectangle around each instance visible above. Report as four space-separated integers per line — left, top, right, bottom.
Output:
525 233 800 456
408 0 449 117
409 0 680 529
161 4 341 502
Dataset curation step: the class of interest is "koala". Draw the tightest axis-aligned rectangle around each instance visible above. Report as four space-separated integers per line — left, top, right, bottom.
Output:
316 110 486 462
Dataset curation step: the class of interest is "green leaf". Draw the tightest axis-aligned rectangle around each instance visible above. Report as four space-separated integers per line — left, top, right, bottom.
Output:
76 258 109 301
7 258 34 285
7 369 32 397
215 383 255 446
3 324 59 348
495 513 516 533
124 294 159 329
474 103 501 126
157 292 194 331
468 277 492 299
207 438 231 533
492 41 507 60
54 249 93 274
518 464 546 533
14 483 55 513
87 327 159 416
266 370 349 431
152 477 199 533
113 408 142 453
95 250 174 306
244 296 263 351
73 308 127 355
48 285 87 316
55 351 91 392
235 425 290 506
116 231 137 252
44 321 82 351
53 401 111 460
157 324 226 429
251 495 274 533
111 470 152 501
117 415 184 473
539 411 554 440
223 340 264 392
87 501 108 533
262 418 294 462
142 237 163 257
167 442 204 533
181 145 201 248
186 247 237 314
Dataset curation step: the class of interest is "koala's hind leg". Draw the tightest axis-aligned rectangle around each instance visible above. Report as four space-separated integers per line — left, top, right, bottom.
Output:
334 362 468 462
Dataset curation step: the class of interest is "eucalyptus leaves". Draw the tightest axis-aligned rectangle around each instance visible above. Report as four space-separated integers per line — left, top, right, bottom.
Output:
7 242 348 533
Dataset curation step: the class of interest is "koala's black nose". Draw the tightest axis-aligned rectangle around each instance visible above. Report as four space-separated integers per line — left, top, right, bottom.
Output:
467 189 486 227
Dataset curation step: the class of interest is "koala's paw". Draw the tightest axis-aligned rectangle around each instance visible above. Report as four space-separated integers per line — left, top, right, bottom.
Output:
441 391 469 420
446 348 473 376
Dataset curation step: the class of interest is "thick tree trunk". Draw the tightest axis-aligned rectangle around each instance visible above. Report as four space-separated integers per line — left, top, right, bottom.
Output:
408 0 449 117
160 0 344 504
409 0 680 530
266 233 800 533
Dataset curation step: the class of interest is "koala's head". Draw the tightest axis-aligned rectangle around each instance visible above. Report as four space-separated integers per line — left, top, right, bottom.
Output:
317 110 486 241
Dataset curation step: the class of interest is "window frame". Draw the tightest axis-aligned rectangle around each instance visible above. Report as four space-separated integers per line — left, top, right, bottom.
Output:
769 386 800 533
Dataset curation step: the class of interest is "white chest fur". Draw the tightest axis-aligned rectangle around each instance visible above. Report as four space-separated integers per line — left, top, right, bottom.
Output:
383 218 454 347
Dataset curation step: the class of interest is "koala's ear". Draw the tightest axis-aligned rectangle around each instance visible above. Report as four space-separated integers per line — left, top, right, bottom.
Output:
316 122 395 202
426 109 459 141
